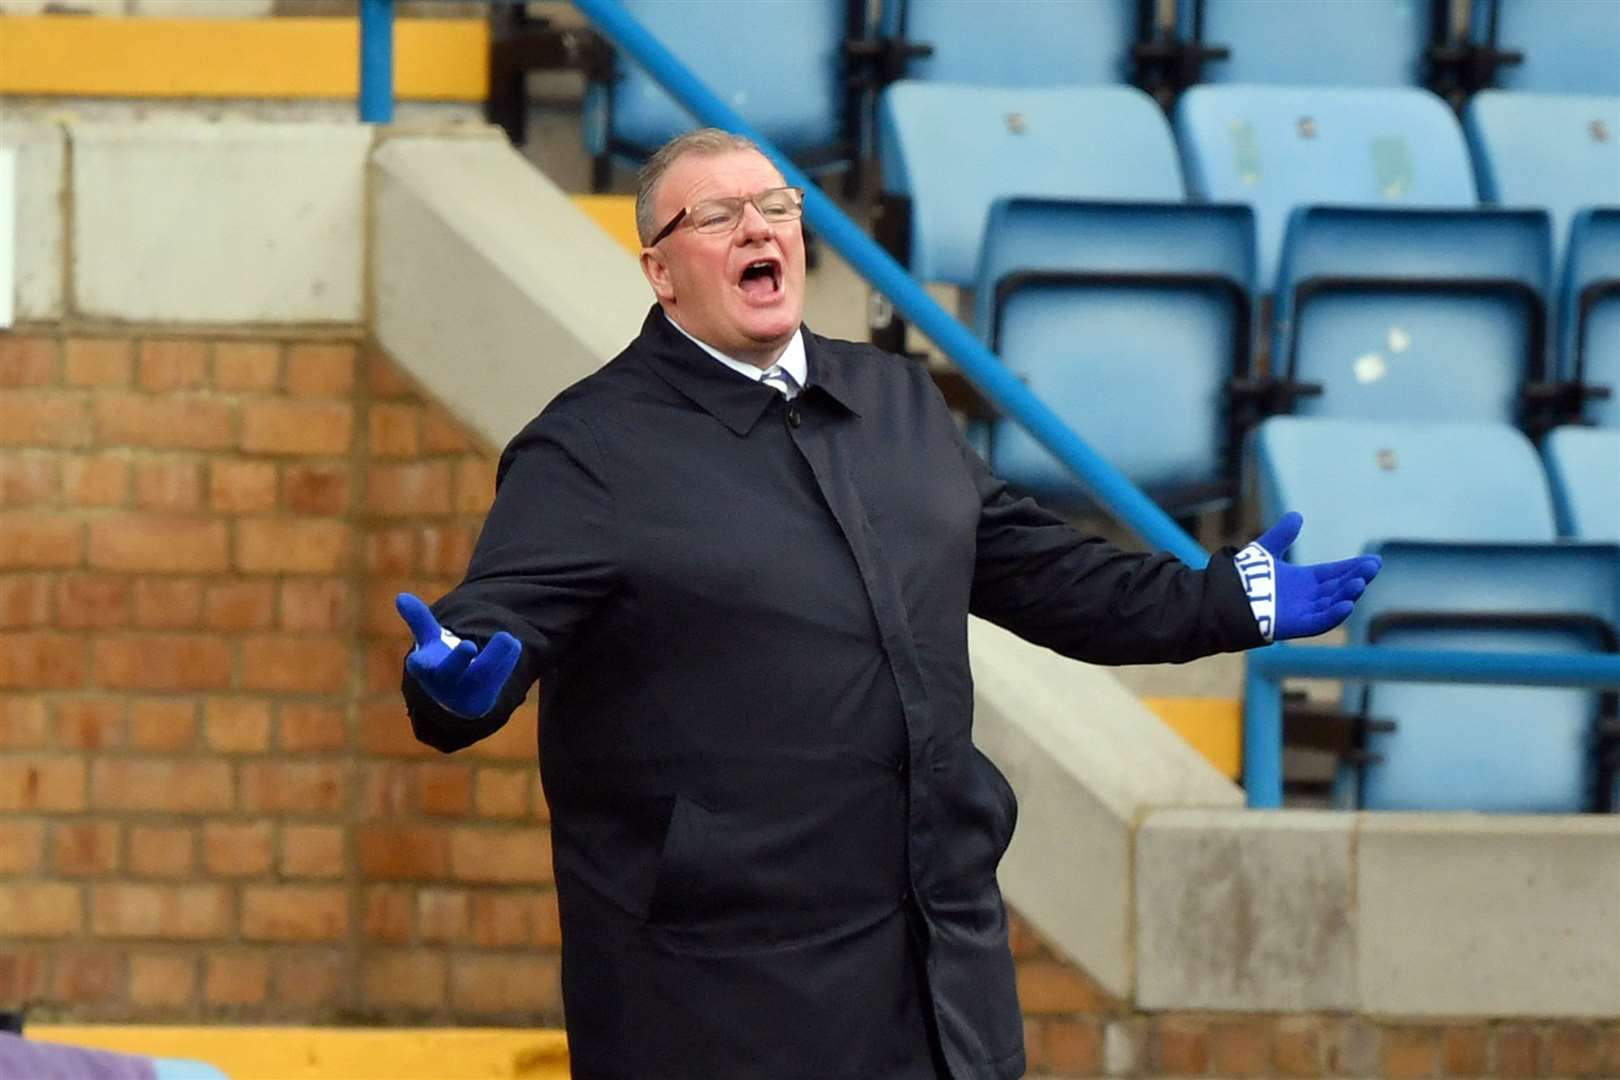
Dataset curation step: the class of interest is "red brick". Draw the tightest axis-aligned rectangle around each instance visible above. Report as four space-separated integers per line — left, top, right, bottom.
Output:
418 524 476 577
1212 1020 1272 1078
358 824 451 880
281 824 345 879
453 457 497 515
213 341 280 392
130 952 197 1008
0 514 83 569
278 702 347 752
94 392 232 450
1016 960 1105 1014
240 400 353 455
0 335 59 386
0 695 48 748
56 574 130 629
0 820 45 874
91 759 233 813
474 767 529 819
203 822 273 878
365 462 451 517
133 577 203 629
467 702 536 762
0 456 58 506
279 578 350 632
242 885 348 941
0 393 90 447
532 889 561 947
363 886 412 943
208 458 277 513
362 762 411 819
92 882 232 939
0 631 86 688
0 576 51 629
358 699 434 757
53 820 121 876
420 762 472 816
53 697 124 750
1543 1025 1605 1077
202 697 271 753
470 893 530 948
361 951 444 1009
451 827 552 884
285 342 357 398
93 634 232 691
63 338 132 387
132 459 203 512
364 527 416 575
1045 1019 1103 1073
238 760 346 814
129 825 195 878
0 882 83 936
128 699 198 752
63 455 129 506
52 948 123 1003
0 950 47 1001
204 950 268 1005
368 403 422 458
1440 1025 1486 1076
418 888 468 943
270 950 344 1009
241 634 349 693
283 462 350 515
422 405 477 454
236 519 348 574
449 954 560 1014
1154 1017 1211 1076
89 514 228 572
204 579 275 631
138 339 209 391
1382 1026 1439 1080
364 349 415 398
1495 1026 1537 1079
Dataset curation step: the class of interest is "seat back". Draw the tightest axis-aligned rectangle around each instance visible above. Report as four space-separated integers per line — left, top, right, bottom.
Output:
1188 0 1438 87
879 83 1182 285
1544 427 1620 540
884 0 1144 85
1563 209 1620 428
1175 85 1476 291
1476 0 1620 95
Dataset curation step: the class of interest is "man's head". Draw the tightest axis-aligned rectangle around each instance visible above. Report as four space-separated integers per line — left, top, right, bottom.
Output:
636 129 807 368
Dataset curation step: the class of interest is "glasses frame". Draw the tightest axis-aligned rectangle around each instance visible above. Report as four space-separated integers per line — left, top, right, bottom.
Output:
648 186 805 247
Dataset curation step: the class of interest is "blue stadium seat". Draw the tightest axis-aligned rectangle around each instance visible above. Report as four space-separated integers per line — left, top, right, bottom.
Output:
1561 209 1620 428
582 1 856 182
1544 426 1620 540
1184 0 1441 87
1272 205 1554 426
1473 0 1620 95
878 83 1183 287
879 0 1148 86
971 198 1256 511
1175 85 1478 292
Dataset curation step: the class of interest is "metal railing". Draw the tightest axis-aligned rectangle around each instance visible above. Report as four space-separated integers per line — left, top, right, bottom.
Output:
356 0 1620 809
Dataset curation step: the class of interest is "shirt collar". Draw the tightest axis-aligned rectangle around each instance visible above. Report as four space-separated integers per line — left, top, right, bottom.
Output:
664 311 808 391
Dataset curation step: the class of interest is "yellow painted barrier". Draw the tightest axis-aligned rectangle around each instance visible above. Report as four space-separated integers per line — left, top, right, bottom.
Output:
0 16 487 100
570 194 642 256
1142 696 1243 779
28 1026 570 1080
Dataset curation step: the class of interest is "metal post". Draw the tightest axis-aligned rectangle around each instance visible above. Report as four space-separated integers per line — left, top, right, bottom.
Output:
360 0 395 124
1242 660 1283 808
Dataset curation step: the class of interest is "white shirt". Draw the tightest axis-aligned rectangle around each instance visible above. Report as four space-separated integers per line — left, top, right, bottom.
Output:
664 312 806 399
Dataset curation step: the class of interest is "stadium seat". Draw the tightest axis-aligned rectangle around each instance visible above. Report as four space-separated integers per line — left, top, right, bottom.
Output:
1174 85 1478 292
1544 426 1620 540
877 0 1152 86
1272 205 1554 427
1183 0 1444 88
581 0 858 186
1560 208 1620 428
971 198 1256 511
1473 0 1620 95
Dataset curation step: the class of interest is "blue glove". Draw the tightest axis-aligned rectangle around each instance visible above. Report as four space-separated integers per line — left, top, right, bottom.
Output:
1233 512 1381 642
396 592 523 719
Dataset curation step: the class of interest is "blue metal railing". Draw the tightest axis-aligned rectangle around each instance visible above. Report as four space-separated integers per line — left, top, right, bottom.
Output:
356 0 1620 809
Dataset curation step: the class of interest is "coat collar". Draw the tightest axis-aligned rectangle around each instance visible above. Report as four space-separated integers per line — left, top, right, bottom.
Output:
636 306 861 435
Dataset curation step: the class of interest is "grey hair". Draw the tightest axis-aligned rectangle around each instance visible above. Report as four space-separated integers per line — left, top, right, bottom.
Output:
635 128 764 246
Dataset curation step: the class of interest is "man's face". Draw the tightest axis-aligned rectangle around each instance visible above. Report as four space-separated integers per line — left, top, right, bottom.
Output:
640 149 807 367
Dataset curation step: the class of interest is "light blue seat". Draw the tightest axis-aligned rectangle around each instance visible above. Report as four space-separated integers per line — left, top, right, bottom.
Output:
1273 205 1554 426
1562 209 1620 428
1175 85 1479 293
1544 426 1620 540
582 1 854 180
1184 0 1440 87
1474 0 1620 95
880 0 1147 85
879 83 1183 287
972 198 1256 511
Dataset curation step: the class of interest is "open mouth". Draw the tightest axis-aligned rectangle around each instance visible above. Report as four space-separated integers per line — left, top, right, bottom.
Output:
737 258 783 300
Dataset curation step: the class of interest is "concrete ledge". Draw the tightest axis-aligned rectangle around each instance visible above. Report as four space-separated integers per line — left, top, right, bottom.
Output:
0 117 64 320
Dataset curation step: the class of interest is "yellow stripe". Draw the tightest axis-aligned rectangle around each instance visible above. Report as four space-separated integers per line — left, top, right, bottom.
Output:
571 194 643 256
0 16 487 100
1142 696 1242 779
29 1026 570 1080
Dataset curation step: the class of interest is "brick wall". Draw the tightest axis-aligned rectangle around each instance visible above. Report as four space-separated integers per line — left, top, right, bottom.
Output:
2 326 1617 1077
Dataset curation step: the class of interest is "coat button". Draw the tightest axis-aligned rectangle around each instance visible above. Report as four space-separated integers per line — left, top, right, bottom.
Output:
785 404 801 428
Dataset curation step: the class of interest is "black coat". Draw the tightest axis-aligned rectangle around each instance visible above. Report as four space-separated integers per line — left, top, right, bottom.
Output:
404 308 1264 1079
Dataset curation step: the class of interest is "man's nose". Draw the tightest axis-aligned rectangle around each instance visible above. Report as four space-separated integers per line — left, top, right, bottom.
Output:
736 201 774 241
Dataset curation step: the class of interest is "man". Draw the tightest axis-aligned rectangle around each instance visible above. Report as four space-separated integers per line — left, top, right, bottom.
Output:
396 129 1379 1079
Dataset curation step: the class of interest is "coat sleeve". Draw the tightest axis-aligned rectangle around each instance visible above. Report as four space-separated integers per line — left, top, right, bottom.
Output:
957 432 1266 665
402 409 619 752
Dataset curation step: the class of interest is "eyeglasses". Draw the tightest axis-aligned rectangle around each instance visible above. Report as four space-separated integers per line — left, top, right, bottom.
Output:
649 186 805 247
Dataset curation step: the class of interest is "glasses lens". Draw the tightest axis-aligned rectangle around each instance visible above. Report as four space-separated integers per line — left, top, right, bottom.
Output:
755 187 803 220
689 200 741 234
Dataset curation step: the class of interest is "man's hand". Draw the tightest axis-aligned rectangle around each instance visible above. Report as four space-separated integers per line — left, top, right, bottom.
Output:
1233 512 1381 642
396 592 523 718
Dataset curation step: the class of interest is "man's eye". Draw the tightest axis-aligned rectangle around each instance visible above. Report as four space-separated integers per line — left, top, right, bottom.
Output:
760 204 791 218
697 212 733 229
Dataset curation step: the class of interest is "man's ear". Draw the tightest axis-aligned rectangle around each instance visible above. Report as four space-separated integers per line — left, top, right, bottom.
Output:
640 247 676 303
